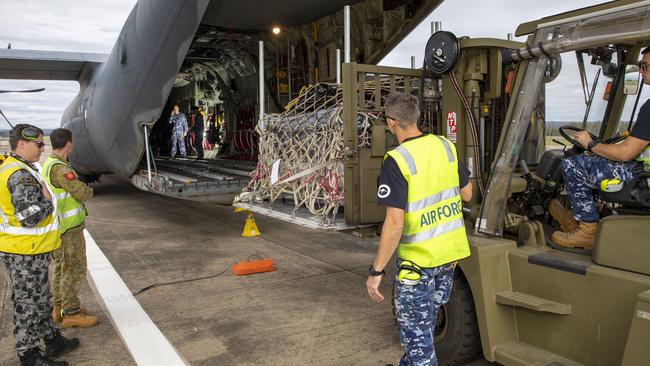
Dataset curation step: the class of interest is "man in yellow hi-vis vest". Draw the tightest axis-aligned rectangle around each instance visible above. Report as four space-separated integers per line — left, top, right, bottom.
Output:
42 128 97 329
0 124 79 366
366 93 473 366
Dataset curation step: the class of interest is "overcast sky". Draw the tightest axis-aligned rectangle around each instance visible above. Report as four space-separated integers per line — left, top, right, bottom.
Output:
0 0 646 129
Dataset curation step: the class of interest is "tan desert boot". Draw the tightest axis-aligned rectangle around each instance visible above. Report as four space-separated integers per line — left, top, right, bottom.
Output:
52 306 63 323
62 311 98 328
53 306 88 323
548 199 578 232
551 221 598 249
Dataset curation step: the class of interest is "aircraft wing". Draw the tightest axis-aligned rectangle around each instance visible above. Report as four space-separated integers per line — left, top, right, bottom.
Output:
0 49 107 81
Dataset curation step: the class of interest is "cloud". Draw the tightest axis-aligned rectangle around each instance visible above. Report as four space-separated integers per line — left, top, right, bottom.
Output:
0 0 136 128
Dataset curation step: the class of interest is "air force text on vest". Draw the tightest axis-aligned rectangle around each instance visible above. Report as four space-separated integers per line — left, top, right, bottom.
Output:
420 199 463 227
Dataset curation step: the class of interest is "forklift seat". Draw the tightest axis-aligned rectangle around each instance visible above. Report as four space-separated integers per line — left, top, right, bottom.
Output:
599 170 650 210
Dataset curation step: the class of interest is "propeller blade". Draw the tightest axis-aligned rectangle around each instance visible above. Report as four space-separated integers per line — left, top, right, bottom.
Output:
0 88 45 94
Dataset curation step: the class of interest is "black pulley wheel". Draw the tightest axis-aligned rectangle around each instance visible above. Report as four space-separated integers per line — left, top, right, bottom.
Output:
558 125 599 150
424 31 460 74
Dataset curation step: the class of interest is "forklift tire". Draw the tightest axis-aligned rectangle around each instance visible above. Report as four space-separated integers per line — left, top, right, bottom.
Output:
435 270 482 365
391 269 482 364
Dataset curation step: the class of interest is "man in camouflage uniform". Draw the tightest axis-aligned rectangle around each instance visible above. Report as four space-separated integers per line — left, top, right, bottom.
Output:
169 103 188 159
366 93 473 366
551 47 650 249
0 124 79 366
43 128 97 329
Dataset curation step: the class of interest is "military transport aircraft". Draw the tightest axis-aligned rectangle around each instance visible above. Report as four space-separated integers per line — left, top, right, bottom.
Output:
0 0 442 203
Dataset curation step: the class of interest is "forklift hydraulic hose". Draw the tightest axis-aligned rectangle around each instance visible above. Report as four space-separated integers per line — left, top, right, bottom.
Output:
449 71 485 195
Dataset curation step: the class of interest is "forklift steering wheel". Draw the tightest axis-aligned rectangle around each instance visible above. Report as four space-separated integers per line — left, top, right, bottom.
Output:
558 126 599 150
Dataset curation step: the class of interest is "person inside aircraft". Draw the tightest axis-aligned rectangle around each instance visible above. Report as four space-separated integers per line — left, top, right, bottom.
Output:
191 106 205 160
169 103 188 159
550 47 650 249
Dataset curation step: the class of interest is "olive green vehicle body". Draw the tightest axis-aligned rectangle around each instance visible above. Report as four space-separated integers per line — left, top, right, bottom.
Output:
341 1 650 365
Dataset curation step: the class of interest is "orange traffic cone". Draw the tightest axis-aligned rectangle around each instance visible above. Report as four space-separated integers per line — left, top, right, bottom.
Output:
241 211 260 237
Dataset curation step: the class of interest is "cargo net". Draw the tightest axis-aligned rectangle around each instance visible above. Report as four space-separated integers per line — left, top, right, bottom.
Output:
237 78 413 226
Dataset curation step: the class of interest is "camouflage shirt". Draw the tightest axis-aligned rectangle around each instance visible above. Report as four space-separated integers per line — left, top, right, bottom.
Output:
7 156 53 228
169 112 188 135
49 158 93 202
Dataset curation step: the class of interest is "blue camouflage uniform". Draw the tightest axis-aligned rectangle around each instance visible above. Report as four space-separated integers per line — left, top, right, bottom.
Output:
0 157 59 358
169 112 188 158
562 98 650 222
562 155 638 222
378 134 472 366
394 261 455 366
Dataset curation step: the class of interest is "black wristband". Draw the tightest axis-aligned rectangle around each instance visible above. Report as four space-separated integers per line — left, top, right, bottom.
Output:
368 265 386 276
587 140 599 152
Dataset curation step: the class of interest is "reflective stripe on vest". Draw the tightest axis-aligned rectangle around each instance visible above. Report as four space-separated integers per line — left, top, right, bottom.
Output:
400 218 466 244
41 156 87 234
637 145 650 170
0 156 61 254
406 186 460 213
394 145 417 175
385 134 470 268
60 206 84 219
435 135 455 162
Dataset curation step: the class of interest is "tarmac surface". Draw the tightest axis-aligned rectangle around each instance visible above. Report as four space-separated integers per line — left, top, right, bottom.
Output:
0 170 493 365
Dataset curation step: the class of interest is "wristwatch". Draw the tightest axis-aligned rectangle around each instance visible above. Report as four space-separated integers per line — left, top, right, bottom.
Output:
368 265 386 276
587 139 599 152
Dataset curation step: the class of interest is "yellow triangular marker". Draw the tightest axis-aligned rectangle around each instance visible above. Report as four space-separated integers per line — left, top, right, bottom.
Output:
233 206 245 213
241 211 260 237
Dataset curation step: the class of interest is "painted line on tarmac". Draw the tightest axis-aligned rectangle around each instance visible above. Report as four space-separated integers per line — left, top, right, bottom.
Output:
84 229 188 366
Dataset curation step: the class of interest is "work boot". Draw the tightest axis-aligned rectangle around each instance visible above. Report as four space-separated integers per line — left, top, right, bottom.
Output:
551 221 598 249
52 306 62 323
53 307 88 323
44 332 80 359
20 348 68 366
548 199 578 232
62 311 98 329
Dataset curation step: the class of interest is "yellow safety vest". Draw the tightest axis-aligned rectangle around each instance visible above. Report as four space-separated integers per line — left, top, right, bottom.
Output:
42 156 87 234
0 156 61 254
386 134 471 268
636 145 650 170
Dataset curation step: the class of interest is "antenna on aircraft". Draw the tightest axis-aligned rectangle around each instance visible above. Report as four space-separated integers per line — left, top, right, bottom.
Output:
0 88 45 94
0 88 45 128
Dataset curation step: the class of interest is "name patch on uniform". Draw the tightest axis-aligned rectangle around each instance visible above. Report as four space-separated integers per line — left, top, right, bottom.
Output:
21 176 38 186
64 172 76 180
420 200 462 227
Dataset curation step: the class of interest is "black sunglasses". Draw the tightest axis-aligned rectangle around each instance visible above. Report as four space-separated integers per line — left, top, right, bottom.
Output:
29 140 45 148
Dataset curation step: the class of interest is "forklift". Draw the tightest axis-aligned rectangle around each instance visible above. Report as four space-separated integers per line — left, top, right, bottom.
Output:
340 1 650 365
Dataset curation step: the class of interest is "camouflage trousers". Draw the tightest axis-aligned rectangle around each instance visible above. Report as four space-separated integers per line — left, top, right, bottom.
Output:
394 261 455 366
51 225 87 315
170 130 187 157
0 252 59 357
561 155 638 222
